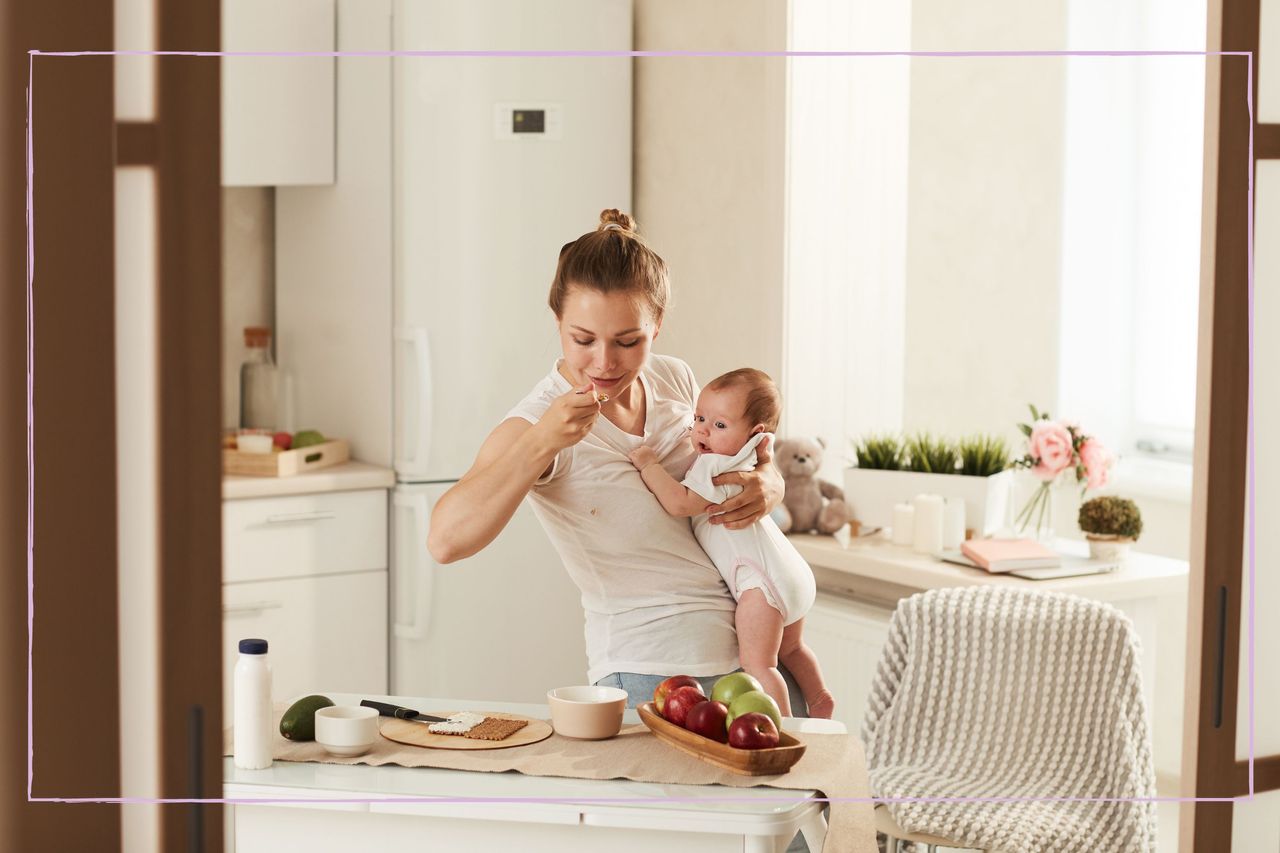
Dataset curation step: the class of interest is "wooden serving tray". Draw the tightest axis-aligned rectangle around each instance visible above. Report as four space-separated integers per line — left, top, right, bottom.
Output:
223 438 350 477
636 702 805 776
378 712 553 751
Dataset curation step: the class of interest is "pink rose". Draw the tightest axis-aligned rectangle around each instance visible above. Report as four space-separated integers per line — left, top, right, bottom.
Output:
1028 420 1074 482
1079 439 1114 490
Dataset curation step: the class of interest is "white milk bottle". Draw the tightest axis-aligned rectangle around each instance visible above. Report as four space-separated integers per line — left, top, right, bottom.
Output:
233 638 273 769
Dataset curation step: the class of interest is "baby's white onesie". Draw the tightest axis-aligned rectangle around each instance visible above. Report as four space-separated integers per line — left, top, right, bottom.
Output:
680 432 817 626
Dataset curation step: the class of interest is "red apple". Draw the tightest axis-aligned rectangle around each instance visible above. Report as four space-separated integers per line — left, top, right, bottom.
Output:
653 675 702 714
272 431 293 450
662 685 705 727
728 712 780 750
685 700 730 743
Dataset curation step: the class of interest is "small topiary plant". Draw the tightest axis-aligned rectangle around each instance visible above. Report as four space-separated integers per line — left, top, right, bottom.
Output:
853 434 905 470
1078 496 1143 540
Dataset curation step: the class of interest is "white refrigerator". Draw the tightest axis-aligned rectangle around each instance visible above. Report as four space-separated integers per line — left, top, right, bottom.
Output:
387 0 633 702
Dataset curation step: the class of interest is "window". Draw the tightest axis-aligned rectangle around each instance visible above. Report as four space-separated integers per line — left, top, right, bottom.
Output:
1058 1 1206 465
785 0 1205 492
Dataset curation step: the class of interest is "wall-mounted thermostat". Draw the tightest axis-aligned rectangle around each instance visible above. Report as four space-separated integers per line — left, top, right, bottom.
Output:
493 103 563 140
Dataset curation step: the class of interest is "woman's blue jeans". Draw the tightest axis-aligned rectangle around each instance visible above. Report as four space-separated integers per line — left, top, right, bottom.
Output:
594 665 810 716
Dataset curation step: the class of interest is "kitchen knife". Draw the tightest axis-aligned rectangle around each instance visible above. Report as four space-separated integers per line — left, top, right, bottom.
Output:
360 699 448 723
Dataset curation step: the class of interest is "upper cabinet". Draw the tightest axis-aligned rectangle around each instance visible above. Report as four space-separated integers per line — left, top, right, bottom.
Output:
221 0 336 186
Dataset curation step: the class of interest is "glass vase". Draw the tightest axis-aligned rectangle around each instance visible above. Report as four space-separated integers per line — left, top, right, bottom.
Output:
1013 474 1056 542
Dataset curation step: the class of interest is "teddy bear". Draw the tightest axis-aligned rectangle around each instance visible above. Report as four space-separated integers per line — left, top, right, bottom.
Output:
773 437 851 535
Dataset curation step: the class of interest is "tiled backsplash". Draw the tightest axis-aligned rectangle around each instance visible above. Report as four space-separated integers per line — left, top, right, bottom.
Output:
222 187 274 430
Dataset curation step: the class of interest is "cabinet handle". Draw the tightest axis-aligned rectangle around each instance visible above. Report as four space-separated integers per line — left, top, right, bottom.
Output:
394 325 433 477
1213 585 1227 728
223 600 285 615
263 511 336 524
393 492 432 640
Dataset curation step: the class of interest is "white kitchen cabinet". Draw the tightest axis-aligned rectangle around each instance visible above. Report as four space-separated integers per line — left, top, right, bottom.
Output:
222 571 387 721
223 485 389 720
221 0 336 186
801 593 893 734
223 489 386 584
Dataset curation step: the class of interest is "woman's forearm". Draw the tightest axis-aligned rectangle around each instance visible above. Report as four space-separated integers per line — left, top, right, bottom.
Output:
427 421 560 563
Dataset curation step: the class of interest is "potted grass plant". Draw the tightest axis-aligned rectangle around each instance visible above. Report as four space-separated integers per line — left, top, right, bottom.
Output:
1078 496 1142 562
844 432 1013 536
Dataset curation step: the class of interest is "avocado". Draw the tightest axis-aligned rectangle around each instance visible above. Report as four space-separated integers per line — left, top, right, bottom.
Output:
291 429 326 449
279 694 334 741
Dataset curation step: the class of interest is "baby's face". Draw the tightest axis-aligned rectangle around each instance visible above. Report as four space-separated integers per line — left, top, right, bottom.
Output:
691 386 758 455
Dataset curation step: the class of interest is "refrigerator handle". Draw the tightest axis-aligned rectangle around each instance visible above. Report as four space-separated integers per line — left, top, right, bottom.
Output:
394 326 433 475
393 491 433 640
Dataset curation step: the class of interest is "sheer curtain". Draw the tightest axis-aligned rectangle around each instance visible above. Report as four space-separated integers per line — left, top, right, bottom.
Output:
784 1 912 482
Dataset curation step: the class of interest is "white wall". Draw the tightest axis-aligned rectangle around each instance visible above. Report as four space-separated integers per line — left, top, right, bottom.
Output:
115 166 161 853
1235 161 1279 764
902 0 1069 440
1227 16 1280 841
115 2 160 850
222 187 276 430
276 0 394 467
633 0 788 386
1261 0 1280 123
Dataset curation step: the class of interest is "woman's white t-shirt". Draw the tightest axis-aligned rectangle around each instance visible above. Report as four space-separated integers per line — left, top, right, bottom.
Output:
505 354 740 684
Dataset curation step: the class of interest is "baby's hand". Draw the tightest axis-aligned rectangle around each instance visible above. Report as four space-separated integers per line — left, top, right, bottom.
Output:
628 446 659 471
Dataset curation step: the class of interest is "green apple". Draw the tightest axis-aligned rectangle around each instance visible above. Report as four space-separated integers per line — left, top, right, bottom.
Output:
710 672 763 707
292 429 326 449
726 690 782 731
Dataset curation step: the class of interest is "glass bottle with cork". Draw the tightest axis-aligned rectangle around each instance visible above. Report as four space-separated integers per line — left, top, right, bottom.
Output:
239 325 279 431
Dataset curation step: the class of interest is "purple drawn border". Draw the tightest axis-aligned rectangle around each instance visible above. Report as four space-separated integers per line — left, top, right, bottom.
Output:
26 48 1257 809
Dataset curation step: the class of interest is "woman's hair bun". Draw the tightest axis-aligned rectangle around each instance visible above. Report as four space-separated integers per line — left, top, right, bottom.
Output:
598 208 637 234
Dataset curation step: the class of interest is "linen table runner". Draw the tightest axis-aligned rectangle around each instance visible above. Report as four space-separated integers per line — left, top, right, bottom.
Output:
224 708 875 853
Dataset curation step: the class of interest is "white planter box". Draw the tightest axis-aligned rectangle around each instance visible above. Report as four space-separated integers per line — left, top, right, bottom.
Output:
842 468 1013 536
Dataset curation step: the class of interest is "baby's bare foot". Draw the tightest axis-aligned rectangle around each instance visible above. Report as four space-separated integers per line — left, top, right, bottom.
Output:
807 689 836 720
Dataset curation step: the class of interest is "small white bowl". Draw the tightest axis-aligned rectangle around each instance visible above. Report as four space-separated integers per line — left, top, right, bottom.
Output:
546 686 627 740
314 705 380 756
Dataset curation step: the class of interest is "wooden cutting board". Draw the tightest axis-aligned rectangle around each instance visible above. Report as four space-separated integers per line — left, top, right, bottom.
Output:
378 711 553 751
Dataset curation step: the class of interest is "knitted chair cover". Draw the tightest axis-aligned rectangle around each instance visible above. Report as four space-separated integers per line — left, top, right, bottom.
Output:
862 586 1157 852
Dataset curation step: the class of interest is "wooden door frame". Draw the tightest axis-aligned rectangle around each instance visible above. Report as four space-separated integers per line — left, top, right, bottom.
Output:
2 0 222 851
2 2 122 852
1184 0 1276 846
149 1 224 849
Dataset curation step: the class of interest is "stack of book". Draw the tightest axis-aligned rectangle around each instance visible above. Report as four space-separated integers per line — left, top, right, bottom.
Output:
958 539 1060 573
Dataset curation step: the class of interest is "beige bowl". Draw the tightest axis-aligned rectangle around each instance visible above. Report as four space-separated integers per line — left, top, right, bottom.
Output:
546 686 627 740
314 705 380 756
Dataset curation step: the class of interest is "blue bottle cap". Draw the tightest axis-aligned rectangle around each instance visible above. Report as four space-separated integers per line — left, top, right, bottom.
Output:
238 638 268 654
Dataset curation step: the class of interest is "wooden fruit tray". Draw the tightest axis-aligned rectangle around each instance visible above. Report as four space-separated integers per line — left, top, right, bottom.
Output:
636 702 805 776
223 438 350 477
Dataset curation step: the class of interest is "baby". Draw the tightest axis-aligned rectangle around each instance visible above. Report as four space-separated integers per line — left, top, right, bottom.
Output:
627 368 834 719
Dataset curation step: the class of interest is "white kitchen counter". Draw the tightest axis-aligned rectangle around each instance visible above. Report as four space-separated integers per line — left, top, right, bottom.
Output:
790 531 1188 607
791 531 1189 783
224 692 845 853
222 461 395 500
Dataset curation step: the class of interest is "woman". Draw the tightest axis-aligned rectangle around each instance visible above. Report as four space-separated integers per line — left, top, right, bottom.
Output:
428 209 808 713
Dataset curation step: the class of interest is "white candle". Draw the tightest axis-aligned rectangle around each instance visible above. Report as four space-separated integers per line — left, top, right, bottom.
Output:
911 494 945 554
891 503 915 546
943 497 966 549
